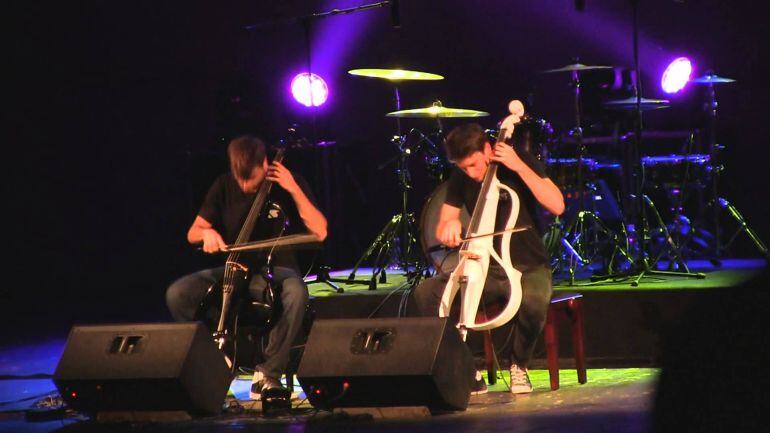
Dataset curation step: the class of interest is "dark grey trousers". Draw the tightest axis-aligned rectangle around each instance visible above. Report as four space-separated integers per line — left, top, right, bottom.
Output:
166 266 308 379
411 264 553 367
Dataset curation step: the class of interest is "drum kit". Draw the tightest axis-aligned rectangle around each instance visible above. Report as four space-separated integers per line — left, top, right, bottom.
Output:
338 63 766 288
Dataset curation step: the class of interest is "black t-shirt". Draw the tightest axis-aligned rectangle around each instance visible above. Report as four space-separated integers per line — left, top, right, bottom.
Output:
444 150 551 271
198 172 318 272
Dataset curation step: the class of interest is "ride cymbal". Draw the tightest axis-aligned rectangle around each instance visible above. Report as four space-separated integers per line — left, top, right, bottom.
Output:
604 97 670 111
691 73 736 84
542 63 613 73
348 68 444 81
386 102 489 118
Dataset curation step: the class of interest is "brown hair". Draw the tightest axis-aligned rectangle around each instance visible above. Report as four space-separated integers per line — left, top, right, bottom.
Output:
444 123 487 161
227 135 266 180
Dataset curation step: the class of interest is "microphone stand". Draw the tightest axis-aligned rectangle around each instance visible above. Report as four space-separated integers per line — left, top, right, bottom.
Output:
243 2 395 292
591 0 704 286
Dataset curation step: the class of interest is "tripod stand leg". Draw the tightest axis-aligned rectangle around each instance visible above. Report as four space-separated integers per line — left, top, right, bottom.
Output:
347 216 398 281
643 195 691 272
718 198 769 258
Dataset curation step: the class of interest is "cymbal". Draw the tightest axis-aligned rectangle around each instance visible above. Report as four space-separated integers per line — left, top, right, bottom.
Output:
604 97 670 111
348 68 444 81
691 73 736 84
386 102 489 118
542 63 613 73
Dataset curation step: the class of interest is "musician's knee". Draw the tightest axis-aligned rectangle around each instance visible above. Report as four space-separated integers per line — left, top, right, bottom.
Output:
165 278 197 321
519 267 553 322
279 278 309 310
412 277 446 316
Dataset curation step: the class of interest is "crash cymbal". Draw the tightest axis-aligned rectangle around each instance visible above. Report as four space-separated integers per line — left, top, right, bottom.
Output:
386 101 489 118
348 68 444 81
604 97 670 111
691 73 736 84
542 63 613 73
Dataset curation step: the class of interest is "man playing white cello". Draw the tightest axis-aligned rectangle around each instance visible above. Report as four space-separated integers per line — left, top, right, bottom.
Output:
412 110 564 395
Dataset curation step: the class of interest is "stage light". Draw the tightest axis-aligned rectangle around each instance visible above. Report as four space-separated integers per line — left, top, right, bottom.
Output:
661 57 692 94
290 73 329 107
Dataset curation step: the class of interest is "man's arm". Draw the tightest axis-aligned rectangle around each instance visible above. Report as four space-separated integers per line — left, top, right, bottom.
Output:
268 161 328 241
436 203 463 248
492 143 565 216
187 215 228 253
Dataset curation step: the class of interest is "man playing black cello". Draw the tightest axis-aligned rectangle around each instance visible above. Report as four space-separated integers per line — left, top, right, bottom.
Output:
166 135 327 400
412 118 564 394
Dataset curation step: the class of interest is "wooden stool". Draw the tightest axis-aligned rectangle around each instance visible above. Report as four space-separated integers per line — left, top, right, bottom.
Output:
476 306 502 385
544 292 586 390
479 292 587 390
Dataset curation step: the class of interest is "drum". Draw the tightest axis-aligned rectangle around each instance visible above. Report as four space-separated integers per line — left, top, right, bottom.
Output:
419 180 471 276
545 158 598 190
641 154 711 186
487 115 554 160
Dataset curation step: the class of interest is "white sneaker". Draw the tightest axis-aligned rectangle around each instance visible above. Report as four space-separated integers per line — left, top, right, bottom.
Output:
249 370 265 401
509 364 533 394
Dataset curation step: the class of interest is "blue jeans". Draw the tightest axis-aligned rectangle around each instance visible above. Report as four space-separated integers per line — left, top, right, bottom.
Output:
412 265 553 367
166 266 308 379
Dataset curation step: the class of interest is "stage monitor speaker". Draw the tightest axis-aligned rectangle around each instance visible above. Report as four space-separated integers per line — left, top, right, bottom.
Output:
53 322 232 416
297 317 473 412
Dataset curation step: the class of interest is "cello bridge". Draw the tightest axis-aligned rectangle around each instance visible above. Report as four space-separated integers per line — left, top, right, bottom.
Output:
225 261 249 273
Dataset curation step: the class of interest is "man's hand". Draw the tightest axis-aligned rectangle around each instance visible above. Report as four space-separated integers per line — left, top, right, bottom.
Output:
267 161 300 195
438 219 463 248
201 228 227 253
491 142 527 173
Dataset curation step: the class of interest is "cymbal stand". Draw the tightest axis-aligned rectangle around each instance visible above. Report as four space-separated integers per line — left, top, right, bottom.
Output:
549 64 624 282
345 90 429 288
702 78 768 260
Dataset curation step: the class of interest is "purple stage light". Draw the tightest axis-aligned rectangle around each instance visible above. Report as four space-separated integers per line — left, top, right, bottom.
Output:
290 73 329 107
661 57 692 94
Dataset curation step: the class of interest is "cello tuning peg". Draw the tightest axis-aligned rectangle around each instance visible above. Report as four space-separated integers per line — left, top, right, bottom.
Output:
508 99 525 118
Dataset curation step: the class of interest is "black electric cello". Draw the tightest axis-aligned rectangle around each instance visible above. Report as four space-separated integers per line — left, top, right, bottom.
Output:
200 148 287 370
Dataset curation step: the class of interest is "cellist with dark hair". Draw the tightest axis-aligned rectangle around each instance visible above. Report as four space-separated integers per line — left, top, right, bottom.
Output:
412 104 564 395
166 135 327 401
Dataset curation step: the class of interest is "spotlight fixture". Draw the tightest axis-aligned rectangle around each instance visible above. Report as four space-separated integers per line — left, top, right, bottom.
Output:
291 73 329 107
661 57 692 94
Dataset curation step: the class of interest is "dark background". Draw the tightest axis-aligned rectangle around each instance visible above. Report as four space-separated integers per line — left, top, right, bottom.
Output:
4 0 769 342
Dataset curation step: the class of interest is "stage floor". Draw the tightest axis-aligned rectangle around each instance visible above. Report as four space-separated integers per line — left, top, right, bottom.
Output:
305 258 766 296
0 258 764 432
0 367 657 433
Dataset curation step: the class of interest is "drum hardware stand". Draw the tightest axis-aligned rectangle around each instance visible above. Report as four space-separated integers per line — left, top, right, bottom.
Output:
712 198 769 259
698 75 769 261
552 209 634 285
303 265 345 293
642 132 703 266
590 0 706 286
549 60 625 282
641 194 701 274
346 130 429 289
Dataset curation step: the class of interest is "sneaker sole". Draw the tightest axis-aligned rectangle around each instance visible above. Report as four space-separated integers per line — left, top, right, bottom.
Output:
509 387 533 394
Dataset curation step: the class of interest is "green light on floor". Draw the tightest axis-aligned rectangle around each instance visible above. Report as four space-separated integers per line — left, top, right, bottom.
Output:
483 368 659 393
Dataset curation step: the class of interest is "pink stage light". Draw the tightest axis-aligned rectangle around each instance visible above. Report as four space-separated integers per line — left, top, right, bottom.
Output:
661 57 692 94
290 73 329 107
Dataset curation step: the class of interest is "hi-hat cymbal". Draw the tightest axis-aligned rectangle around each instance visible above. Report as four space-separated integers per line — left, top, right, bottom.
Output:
348 68 444 81
386 102 489 118
691 73 736 84
604 97 670 111
542 63 613 73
